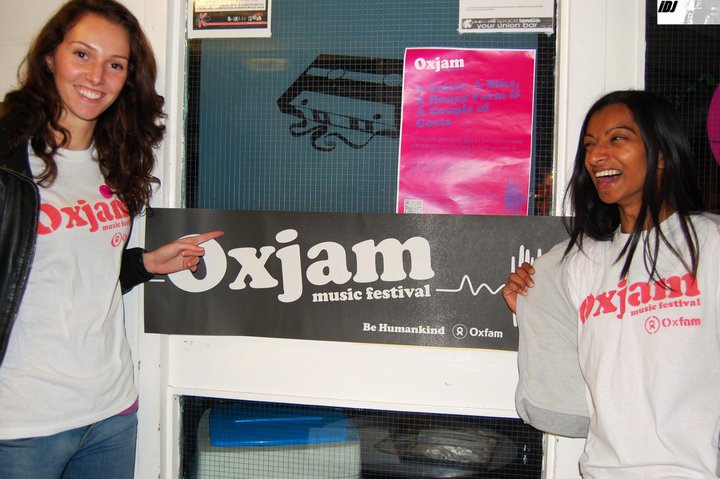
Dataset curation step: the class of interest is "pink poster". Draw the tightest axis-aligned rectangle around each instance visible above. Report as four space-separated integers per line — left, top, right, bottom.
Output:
397 48 536 215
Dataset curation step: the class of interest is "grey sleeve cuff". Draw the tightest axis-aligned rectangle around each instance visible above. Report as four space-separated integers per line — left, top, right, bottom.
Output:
518 398 590 438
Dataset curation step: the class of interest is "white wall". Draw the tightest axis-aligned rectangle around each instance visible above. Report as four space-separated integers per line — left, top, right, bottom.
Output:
1 1 63 95
0 1 645 478
554 0 646 215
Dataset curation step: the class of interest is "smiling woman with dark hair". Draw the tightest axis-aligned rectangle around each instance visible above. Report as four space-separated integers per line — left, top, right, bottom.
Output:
564 90 705 279
503 90 720 478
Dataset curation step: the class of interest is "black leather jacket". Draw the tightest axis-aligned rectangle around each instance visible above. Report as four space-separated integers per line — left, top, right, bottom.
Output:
0 133 153 367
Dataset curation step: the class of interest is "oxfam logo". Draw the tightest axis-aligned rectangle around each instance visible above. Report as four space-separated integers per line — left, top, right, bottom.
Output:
645 316 661 334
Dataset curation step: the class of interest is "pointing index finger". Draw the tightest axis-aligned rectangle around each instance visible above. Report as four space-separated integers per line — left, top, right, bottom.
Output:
190 230 224 245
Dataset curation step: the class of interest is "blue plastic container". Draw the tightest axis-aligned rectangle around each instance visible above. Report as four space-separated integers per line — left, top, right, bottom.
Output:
208 403 355 447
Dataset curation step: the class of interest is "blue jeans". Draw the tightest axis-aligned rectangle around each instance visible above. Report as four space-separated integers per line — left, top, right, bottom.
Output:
0 412 137 479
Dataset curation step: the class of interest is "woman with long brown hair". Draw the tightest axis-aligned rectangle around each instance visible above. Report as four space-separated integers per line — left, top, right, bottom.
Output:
0 1 220 476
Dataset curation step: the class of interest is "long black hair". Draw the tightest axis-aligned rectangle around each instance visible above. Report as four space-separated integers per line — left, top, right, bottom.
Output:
563 90 704 279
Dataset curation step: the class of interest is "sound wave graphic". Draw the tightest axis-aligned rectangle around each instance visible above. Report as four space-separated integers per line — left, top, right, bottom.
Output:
511 244 543 273
434 244 545 327
435 244 545 294
435 275 504 295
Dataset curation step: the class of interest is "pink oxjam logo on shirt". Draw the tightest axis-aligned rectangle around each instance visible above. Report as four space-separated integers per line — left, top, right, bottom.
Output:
579 274 700 322
37 198 129 235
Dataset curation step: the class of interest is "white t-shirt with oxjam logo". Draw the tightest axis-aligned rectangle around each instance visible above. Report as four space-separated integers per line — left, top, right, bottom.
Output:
567 214 720 478
0 145 136 439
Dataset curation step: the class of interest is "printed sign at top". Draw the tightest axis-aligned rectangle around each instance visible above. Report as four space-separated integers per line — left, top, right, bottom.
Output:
397 48 536 215
459 0 554 34
657 0 720 25
188 0 271 38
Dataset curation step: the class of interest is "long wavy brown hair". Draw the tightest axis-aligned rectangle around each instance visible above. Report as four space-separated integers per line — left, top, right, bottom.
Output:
0 0 165 217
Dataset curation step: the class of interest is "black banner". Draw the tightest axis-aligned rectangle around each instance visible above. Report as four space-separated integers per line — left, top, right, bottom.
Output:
144 209 568 351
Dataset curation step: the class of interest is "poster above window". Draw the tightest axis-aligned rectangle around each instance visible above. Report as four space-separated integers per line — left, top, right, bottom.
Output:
459 0 554 34
397 48 537 215
188 0 271 38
